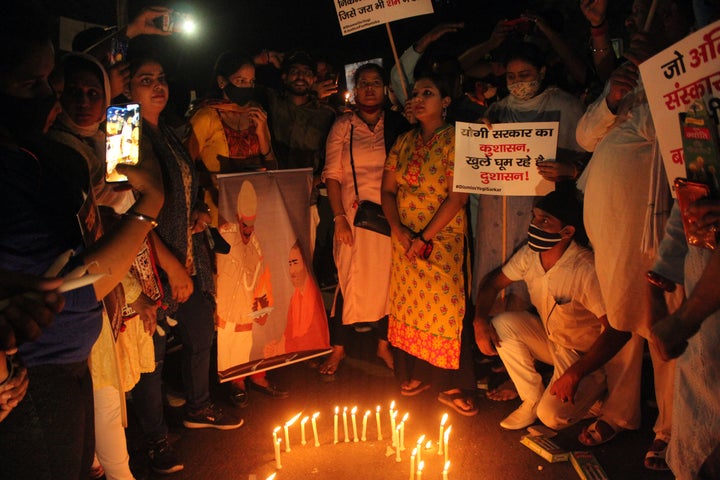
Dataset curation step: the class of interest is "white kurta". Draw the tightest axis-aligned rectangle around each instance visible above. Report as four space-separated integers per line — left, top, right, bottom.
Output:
322 113 391 324
473 87 585 303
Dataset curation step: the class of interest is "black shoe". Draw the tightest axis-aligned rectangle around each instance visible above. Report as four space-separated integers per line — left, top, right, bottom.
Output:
229 383 249 408
247 379 289 398
183 403 244 430
148 437 184 475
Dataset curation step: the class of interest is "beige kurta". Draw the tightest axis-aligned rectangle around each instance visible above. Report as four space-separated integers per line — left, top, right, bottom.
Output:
322 113 391 324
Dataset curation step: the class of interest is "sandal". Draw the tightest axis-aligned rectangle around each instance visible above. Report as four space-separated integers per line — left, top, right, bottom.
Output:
437 390 479 417
644 439 670 471
578 419 621 447
400 380 430 397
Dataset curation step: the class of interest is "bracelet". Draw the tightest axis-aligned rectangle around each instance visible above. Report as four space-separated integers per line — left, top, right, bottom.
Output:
646 271 676 292
124 211 158 228
333 213 347 223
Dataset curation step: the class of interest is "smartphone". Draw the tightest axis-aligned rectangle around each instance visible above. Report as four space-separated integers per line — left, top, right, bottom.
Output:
105 103 141 183
674 177 716 250
156 12 193 33
109 37 128 66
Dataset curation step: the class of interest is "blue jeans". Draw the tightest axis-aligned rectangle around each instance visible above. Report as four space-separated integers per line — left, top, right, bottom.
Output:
0 361 95 480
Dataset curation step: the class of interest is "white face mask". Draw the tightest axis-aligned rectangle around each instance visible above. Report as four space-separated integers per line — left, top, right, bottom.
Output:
507 80 540 101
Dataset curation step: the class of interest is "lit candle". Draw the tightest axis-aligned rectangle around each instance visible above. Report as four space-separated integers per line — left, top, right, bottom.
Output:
438 413 448 455
361 410 370 441
395 425 402 462
334 406 339 444
343 407 350 443
400 413 408 451
312 412 320 447
425 440 432 451
410 447 417 480
284 412 302 453
376 406 383 440
344 91 350 106
444 425 452 465
301 416 309 445
391 411 398 447
272 426 280 448
442 460 450 480
416 434 425 463
351 406 359 442
417 460 425 480
274 438 282 469
266 473 277 480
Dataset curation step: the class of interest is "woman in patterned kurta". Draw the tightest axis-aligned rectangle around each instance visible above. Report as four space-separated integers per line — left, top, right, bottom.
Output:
381 75 477 415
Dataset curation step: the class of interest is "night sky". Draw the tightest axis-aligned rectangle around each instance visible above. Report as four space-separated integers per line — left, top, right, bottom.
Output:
44 0 632 113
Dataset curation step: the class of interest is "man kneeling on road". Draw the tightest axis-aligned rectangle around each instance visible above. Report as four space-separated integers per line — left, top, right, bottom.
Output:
473 188 630 434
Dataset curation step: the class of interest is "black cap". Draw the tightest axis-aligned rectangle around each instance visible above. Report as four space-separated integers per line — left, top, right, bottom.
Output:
535 189 582 230
282 50 316 73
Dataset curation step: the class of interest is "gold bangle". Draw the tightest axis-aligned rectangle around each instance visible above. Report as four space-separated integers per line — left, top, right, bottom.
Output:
124 211 158 229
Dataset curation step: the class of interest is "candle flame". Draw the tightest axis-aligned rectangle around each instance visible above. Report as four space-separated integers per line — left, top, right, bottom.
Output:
335 406 339 414
312 412 320 419
364 410 370 418
444 460 450 472
343 406 348 413
411 447 417 457
273 426 281 434
417 434 426 445
351 406 357 414
441 413 448 426
390 400 396 411
286 412 303 427
344 91 350 100
376 405 381 413
401 412 409 423
444 425 452 442
418 460 425 472
425 440 432 449
301 416 309 425
266 473 277 480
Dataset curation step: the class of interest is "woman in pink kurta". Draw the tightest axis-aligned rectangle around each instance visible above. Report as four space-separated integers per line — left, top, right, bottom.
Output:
319 63 409 375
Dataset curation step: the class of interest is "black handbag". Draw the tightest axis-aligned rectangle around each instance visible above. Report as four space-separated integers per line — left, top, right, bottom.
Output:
349 124 391 236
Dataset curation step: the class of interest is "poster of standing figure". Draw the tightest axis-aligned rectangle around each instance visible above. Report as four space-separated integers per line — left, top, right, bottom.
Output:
215 169 331 382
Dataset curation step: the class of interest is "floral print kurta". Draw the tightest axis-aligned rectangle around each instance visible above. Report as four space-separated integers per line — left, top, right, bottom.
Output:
385 125 467 369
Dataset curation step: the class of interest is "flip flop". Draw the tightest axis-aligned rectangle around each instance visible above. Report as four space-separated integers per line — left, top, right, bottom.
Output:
644 439 670 471
578 419 620 447
437 391 479 417
400 381 430 396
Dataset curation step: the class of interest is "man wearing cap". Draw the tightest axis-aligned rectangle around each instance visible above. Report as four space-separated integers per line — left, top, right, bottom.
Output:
216 181 273 375
473 190 630 432
266 50 337 287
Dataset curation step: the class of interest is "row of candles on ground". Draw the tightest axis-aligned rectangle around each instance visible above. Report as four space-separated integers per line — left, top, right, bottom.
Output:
271 402 453 478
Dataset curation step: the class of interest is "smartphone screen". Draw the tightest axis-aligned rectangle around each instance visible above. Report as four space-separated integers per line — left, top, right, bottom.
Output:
105 103 141 183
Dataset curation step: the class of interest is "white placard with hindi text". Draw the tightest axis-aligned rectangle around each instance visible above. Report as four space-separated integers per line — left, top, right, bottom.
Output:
454 121 558 196
640 19 720 190
333 0 433 36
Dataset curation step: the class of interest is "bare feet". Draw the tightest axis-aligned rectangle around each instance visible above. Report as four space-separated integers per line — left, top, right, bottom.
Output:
377 339 394 370
486 378 519 401
319 346 345 375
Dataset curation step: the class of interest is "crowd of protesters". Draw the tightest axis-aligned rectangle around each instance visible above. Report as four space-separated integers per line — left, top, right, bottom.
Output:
0 0 719 479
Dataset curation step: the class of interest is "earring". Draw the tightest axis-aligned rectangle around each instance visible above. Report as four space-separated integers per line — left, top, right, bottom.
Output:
442 106 447 120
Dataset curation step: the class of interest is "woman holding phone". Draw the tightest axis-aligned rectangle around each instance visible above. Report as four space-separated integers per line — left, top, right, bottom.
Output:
381 74 476 415
125 57 243 442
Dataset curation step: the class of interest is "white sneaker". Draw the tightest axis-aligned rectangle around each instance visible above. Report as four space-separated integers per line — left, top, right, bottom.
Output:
500 400 538 430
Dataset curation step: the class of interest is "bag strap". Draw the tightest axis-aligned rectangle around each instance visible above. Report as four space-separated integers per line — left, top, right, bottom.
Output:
349 123 360 204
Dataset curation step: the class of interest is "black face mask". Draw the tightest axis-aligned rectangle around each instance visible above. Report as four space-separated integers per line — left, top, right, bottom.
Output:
527 224 563 252
224 84 255 106
0 92 57 144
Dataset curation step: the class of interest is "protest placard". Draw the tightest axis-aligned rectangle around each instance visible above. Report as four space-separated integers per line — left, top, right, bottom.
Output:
453 121 558 196
333 0 433 36
640 19 720 190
